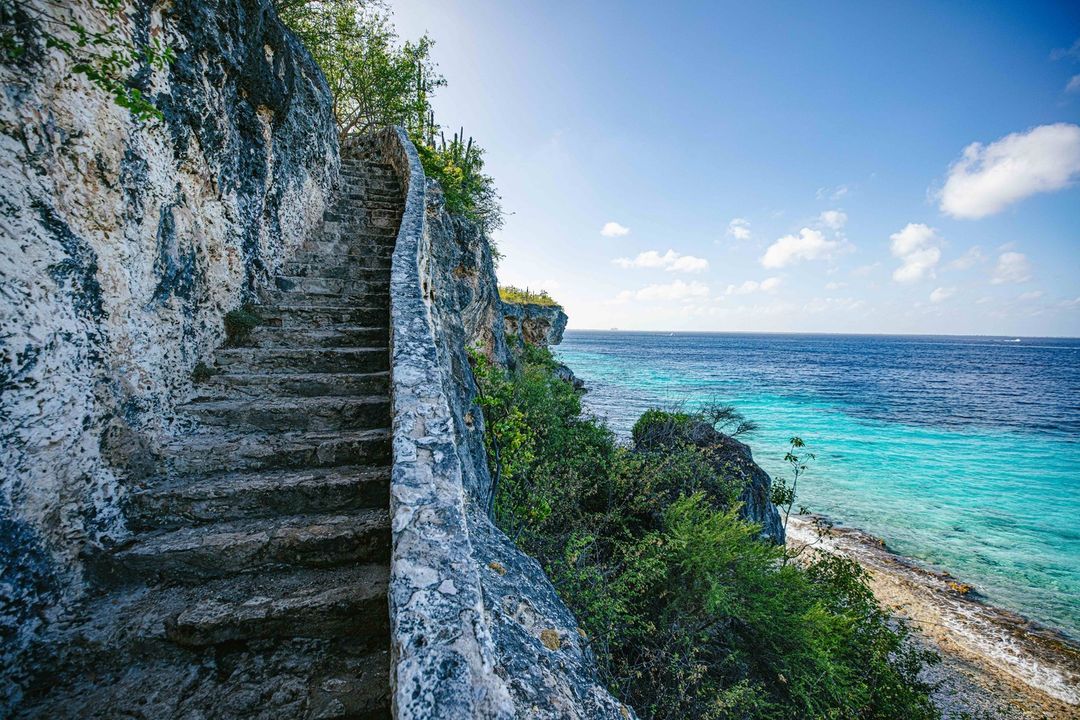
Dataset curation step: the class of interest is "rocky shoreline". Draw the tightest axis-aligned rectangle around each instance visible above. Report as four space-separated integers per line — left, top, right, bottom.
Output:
785 515 1080 719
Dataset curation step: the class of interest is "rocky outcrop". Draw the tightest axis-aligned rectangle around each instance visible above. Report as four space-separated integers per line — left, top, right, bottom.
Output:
502 301 568 350
382 128 634 719
0 0 336 703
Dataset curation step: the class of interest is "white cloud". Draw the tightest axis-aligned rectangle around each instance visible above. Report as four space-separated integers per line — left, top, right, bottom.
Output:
761 228 841 268
890 223 942 283
633 280 710 301
1067 75 1080 93
816 185 849 201
601 221 630 237
613 249 709 273
1019 290 1044 301
825 281 847 290
725 277 782 295
949 245 984 270
818 209 847 230
991 251 1032 284
727 218 752 240
929 287 956 303
938 123 1080 218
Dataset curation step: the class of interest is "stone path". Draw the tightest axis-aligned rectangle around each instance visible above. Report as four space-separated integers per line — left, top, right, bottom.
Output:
17 141 401 719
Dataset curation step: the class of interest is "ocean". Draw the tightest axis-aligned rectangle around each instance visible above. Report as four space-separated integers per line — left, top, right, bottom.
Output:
555 330 1080 641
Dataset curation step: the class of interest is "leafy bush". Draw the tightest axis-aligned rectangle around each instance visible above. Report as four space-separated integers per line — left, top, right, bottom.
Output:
1 0 173 120
223 305 260 347
278 1 503 230
472 345 941 720
416 132 503 231
498 285 559 307
276 0 440 138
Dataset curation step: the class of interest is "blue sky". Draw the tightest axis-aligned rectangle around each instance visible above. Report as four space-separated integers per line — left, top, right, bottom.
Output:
391 1 1080 336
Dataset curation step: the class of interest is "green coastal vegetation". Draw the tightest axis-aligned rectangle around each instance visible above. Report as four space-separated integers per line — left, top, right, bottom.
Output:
498 285 560 307
473 344 943 720
277 0 503 231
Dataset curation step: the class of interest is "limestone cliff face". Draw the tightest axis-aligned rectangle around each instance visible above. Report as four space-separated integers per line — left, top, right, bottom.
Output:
501 300 568 351
0 0 336 686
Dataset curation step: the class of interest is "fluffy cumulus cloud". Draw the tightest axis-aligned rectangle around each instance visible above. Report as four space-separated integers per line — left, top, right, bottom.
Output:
612 280 710 303
818 209 847 230
601 221 630 237
760 228 841 268
991 251 1032 284
938 123 1080 219
929 287 956 303
889 223 942 283
613 249 709 273
726 277 782 295
727 218 752 240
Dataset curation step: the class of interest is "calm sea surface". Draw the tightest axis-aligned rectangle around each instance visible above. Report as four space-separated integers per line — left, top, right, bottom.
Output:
556 331 1080 640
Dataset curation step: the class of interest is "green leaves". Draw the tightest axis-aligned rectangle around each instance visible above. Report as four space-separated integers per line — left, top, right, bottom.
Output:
473 345 939 720
3 0 172 121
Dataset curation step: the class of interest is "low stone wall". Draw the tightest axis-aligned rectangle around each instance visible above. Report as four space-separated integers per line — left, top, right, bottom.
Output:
382 127 634 719
380 127 515 719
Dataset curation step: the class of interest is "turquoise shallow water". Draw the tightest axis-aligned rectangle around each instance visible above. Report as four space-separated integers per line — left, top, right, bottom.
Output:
556 331 1080 641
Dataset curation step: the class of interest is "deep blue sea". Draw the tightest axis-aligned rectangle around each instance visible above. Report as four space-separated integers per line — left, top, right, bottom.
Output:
556 331 1080 640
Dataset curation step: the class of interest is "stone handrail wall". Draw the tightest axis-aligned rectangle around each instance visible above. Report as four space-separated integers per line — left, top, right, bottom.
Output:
378 127 515 719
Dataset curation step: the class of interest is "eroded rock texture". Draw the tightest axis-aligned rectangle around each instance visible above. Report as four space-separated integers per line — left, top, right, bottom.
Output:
0 0 336 702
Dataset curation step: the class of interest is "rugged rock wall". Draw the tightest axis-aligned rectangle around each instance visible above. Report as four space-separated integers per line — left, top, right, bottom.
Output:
383 128 634 719
0 0 336 691
501 301 568 351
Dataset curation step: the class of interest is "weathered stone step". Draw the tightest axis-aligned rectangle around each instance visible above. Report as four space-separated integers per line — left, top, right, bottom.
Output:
280 259 391 277
299 234 397 251
245 325 388 349
193 371 390 399
259 288 390 308
127 465 390 531
166 564 389 646
214 347 388 374
108 510 390 583
334 197 403 210
293 244 395 264
255 304 389 329
160 428 391 475
270 275 391 295
180 395 390 432
18 634 390 719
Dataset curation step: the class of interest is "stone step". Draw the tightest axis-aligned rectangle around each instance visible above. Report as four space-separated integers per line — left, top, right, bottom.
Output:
166 564 389 647
214 347 388 374
192 371 390 399
298 236 396 253
334 197 403 211
245 325 388 349
279 259 391 277
160 428 391 475
259 288 390 308
127 465 390 531
269 275 391 295
254 305 389 329
19 635 390 719
180 395 390 432
107 510 390 584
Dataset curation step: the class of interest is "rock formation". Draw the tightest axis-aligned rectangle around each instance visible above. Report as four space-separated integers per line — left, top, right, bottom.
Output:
0 0 336 702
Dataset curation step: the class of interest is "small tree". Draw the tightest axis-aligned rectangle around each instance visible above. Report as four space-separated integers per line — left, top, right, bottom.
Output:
277 0 441 139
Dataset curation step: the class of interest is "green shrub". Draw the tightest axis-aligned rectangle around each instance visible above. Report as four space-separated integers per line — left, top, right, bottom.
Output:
498 285 559 307
473 345 940 720
191 362 217 383
223 305 260 347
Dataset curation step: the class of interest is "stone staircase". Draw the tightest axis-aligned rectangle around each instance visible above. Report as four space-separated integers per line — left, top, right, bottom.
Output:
17 142 402 719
